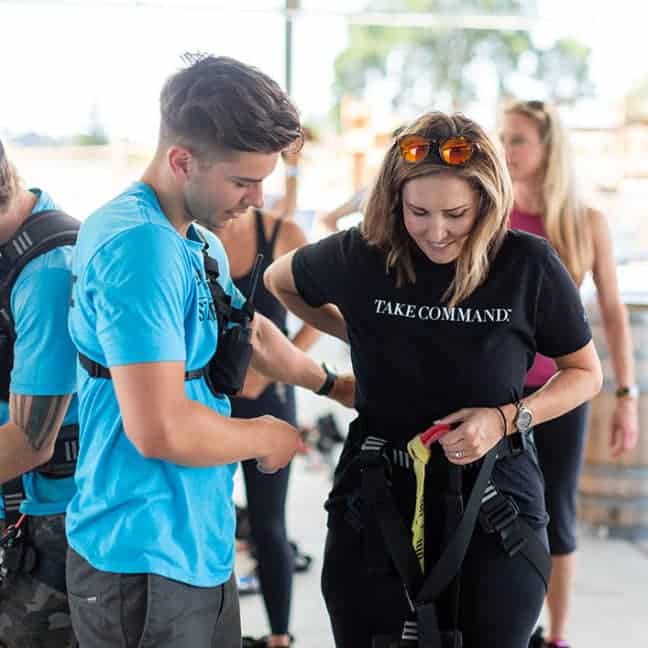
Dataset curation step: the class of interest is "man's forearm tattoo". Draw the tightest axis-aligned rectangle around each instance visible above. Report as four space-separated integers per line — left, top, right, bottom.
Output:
9 394 67 451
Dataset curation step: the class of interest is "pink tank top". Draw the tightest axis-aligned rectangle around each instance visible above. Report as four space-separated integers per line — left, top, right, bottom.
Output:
509 205 558 387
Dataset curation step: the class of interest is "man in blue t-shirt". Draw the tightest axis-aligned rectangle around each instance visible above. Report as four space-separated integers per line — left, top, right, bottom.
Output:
0 140 77 647
66 54 355 648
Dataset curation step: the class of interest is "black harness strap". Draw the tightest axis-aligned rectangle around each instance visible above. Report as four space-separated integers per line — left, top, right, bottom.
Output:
36 424 79 478
358 431 550 647
479 481 552 588
2 477 24 528
78 352 207 382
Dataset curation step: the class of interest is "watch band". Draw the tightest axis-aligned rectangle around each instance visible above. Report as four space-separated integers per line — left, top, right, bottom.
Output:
315 363 337 396
616 384 639 399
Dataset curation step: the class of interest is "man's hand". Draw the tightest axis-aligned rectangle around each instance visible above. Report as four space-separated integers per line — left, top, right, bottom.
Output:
255 415 302 473
327 373 356 409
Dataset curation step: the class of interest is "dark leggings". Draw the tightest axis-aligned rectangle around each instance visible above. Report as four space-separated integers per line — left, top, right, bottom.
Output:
231 383 296 635
525 387 590 556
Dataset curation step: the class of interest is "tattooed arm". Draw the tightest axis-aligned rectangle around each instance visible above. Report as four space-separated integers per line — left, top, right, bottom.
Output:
0 393 72 484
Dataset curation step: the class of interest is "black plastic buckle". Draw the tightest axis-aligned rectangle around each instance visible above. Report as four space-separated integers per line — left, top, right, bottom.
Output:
479 490 520 533
491 499 519 534
359 448 392 482
499 523 527 557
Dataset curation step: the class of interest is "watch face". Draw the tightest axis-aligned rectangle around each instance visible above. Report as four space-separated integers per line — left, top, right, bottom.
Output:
517 408 533 431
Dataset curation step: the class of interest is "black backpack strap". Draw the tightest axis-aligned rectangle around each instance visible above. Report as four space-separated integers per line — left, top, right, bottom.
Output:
0 210 80 402
2 477 25 527
0 209 79 298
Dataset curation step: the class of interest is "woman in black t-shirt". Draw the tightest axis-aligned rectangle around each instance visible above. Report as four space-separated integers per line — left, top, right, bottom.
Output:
265 112 602 648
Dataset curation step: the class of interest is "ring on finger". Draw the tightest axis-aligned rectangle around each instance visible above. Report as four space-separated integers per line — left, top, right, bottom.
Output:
454 450 464 459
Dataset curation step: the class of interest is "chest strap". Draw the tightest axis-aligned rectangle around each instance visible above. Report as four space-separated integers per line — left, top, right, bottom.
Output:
78 353 206 381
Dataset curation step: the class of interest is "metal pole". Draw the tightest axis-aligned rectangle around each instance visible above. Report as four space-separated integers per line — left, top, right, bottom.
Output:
285 0 299 95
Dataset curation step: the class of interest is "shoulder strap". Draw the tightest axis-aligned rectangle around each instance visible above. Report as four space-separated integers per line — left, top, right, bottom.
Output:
0 210 80 335
253 208 268 255
268 217 283 258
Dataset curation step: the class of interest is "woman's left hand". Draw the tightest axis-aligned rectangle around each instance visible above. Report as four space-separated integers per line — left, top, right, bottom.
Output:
435 407 507 465
610 397 640 458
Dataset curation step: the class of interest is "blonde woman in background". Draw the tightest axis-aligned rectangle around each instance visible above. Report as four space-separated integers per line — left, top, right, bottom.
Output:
501 100 639 648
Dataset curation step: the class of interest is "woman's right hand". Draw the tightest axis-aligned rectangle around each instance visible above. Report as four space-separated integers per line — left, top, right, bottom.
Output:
255 415 302 473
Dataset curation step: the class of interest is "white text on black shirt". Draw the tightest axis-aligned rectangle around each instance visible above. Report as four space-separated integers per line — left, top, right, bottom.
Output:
373 299 512 323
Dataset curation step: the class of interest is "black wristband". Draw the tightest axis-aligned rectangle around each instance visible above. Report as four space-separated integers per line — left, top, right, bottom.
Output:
494 406 507 438
315 363 337 396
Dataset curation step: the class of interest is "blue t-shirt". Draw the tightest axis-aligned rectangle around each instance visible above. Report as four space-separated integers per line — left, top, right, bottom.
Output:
0 189 78 520
67 181 246 587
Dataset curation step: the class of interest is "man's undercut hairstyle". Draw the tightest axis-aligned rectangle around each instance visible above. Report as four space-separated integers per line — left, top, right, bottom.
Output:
0 138 19 213
160 53 302 159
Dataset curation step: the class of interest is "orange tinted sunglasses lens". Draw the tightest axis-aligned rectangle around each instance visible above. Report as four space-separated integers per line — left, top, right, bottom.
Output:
399 135 431 163
439 137 474 165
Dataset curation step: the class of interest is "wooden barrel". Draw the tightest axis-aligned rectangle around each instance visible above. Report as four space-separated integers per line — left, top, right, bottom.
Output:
579 293 648 540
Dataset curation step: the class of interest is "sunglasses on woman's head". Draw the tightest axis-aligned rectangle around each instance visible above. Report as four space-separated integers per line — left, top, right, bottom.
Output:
398 134 478 167
525 100 546 111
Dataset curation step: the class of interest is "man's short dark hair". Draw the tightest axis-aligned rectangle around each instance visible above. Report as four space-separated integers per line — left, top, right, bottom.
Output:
160 54 302 158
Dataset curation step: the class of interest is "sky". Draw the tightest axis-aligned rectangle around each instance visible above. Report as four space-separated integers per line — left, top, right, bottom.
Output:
1 0 648 143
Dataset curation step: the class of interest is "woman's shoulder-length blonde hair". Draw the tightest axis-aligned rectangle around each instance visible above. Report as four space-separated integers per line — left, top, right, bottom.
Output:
503 100 593 285
361 111 513 308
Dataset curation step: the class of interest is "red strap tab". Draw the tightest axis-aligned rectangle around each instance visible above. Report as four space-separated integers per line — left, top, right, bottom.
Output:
421 423 451 447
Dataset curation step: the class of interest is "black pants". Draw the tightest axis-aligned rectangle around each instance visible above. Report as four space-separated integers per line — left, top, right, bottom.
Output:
322 510 547 648
525 388 589 555
231 383 296 636
66 548 240 648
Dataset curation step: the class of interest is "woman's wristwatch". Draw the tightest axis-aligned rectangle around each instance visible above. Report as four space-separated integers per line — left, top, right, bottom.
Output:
616 384 639 399
315 363 337 396
513 401 534 434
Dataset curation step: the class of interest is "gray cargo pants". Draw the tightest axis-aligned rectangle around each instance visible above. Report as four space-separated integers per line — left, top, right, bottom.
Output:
67 547 241 647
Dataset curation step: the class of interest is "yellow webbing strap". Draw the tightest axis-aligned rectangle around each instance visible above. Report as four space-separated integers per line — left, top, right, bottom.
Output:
407 434 431 571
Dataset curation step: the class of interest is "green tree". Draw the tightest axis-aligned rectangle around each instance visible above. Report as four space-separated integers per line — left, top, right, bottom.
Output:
334 0 591 115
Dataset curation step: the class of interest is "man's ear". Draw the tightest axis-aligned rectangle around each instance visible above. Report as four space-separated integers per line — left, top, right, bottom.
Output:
167 146 192 183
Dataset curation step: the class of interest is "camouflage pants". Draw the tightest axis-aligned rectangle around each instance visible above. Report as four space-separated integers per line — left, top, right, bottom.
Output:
0 514 76 648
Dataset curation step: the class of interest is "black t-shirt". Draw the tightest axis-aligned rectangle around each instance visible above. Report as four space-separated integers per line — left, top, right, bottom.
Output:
292 227 592 526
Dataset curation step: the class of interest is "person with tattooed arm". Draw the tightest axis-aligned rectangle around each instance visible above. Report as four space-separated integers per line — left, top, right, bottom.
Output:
0 138 78 647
